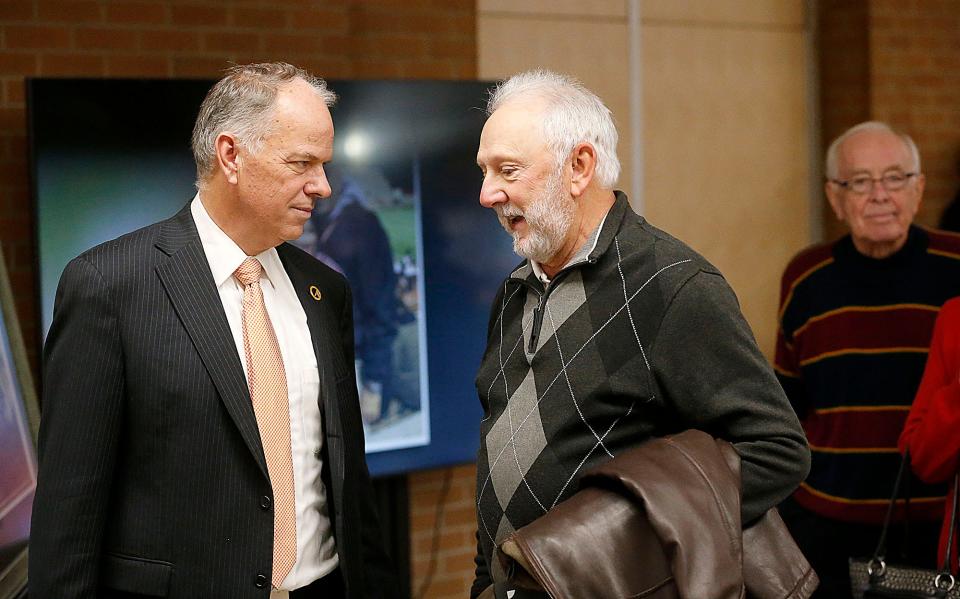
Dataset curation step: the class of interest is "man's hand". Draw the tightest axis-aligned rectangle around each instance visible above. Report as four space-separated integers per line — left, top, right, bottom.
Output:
500 538 543 590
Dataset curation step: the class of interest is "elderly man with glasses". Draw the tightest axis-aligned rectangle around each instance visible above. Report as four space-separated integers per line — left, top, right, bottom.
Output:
775 121 960 598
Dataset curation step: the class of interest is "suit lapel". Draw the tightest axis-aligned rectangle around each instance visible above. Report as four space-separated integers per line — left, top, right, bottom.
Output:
154 206 268 477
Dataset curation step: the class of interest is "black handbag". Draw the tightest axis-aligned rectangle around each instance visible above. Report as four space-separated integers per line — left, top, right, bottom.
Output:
849 453 959 599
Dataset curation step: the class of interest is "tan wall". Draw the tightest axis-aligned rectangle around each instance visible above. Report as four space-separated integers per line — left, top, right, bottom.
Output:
477 1 633 198
641 1 811 356
478 0 812 358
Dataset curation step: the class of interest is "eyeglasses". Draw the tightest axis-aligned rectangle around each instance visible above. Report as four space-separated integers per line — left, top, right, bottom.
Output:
830 172 918 194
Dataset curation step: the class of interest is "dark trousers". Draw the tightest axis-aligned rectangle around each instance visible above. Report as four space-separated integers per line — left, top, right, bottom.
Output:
290 568 345 598
780 498 941 599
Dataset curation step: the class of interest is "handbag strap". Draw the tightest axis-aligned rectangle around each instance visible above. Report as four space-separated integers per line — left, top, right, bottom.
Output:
941 474 960 573
872 452 911 561
925 474 960 595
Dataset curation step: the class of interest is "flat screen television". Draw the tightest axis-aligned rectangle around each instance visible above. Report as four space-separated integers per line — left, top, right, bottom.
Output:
28 77 519 477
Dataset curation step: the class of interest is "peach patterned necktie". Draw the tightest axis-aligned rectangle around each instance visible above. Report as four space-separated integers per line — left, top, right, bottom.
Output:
234 257 297 587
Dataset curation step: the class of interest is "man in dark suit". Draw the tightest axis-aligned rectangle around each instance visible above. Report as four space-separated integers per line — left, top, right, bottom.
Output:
29 63 396 598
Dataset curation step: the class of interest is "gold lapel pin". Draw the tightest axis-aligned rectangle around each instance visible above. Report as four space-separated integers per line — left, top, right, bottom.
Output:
309 285 322 301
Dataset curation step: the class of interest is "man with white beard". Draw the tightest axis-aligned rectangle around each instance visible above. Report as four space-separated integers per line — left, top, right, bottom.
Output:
470 70 811 599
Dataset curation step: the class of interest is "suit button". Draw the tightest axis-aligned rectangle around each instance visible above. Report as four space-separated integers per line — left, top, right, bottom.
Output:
260 495 272 510
255 573 268 588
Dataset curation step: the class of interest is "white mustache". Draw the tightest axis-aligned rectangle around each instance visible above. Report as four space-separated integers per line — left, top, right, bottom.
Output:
497 205 524 219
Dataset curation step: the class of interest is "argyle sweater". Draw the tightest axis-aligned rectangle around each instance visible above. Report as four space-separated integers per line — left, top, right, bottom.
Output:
775 226 960 524
473 193 810 598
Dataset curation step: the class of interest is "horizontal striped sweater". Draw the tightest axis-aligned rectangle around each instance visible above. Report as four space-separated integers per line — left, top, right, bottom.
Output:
775 225 960 523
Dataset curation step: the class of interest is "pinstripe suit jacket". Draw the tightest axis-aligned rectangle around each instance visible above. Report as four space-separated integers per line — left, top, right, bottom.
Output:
29 205 395 598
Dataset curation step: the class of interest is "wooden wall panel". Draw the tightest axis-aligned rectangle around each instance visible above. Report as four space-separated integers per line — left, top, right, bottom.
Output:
477 0 813 356
642 11 810 356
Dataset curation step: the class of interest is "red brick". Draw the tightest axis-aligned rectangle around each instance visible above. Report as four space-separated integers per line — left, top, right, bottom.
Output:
75 26 138 50
427 37 474 60
399 59 459 80
105 2 169 25
351 0 414 6
0 180 27 203
409 512 437 532
442 504 478 526
415 576 468 598
410 485 450 507
261 32 327 55
1 133 26 160
437 529 474 551
0 224 30 247
105 54 170 77
3 78 25 106
432 0 473 8
355 34 427 58
0 107 24 131
171 56 231 78
170 5 229 28
0 163 28 189
229 53 290 69
287 7 348 31
0 53 38 77
232 6 287 29
351 59 403 79
439 553 476 577
38 52 104 76
8 266 34 297
140 29 201 52
5 24 72 49
36 0 102 23
202 31 261 53
351 10 423 35
291 57 350 78
451 61 476 80
314 34 352 56
0 2 35 20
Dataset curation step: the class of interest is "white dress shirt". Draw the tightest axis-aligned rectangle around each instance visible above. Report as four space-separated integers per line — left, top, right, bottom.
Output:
191 196 338 590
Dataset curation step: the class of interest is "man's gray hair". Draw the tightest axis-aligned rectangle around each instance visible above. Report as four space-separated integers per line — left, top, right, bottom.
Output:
487 69 620 189
825 120 921 179
191 62 336 189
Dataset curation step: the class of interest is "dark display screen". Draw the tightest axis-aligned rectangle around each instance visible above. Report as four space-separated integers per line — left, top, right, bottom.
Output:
29 77 518 476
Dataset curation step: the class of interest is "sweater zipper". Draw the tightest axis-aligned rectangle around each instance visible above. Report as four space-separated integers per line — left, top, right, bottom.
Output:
529 289 547 354
511 256 597 355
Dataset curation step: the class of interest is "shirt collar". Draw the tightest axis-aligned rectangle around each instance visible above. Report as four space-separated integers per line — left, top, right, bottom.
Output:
191 194 283 289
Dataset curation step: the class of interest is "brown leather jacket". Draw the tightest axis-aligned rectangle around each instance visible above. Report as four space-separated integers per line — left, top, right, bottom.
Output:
497 430 818 599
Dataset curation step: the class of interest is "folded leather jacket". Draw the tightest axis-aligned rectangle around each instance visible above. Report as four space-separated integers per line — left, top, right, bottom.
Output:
497 430 819 599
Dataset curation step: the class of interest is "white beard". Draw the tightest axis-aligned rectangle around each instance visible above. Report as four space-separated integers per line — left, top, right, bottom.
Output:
496 169 575 264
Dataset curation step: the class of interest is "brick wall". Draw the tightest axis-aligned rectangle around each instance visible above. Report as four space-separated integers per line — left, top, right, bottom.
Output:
818 0 960 240
869 0 960 228
0 2 478 597
409 464 478 598
818 0 870 241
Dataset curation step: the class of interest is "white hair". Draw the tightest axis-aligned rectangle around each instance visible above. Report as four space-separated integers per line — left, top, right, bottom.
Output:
487 69 620 189
191 62 336 189
825 120 921 179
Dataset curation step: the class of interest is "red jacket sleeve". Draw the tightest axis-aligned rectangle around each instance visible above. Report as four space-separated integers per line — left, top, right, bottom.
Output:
900 297 960 483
